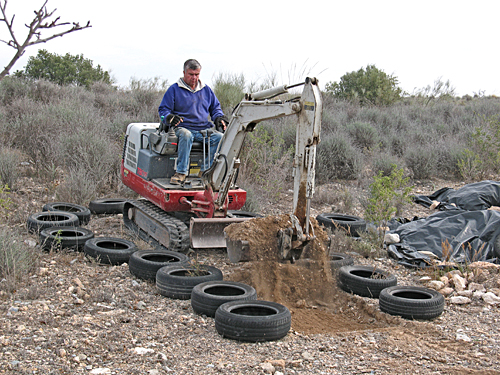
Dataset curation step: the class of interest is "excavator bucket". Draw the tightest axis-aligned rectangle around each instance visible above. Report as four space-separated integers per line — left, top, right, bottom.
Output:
189 217 252 249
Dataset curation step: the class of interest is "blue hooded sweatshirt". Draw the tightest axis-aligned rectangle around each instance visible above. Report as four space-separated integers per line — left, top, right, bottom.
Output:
158 78 224 131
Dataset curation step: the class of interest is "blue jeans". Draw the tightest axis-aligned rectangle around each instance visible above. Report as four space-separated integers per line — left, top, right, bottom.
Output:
174 127 223 175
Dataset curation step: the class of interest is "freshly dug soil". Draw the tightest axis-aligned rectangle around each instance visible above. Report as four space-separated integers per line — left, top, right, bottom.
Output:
225 214 398 335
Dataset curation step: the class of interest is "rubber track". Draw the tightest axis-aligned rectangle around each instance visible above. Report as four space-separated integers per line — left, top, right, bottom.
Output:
123 199 190 253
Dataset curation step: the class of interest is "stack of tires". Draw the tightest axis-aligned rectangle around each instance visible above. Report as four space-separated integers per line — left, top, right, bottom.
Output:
27 202 94 252
126 251 292 342
27 198 140 267
336 264 445 320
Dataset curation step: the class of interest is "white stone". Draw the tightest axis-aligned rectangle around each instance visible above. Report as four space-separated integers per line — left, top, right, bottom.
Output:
456 332 471 342
260 362 275 374
450 296 471 305
384 233 400 244
427 280 445 290
90 369 111 375
482 292 500 305
134 347 154 355
451 274 467 292
468 282 486 292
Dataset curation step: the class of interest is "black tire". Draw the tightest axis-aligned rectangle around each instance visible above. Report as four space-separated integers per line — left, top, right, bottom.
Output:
84 237 138 265
338 265 397 298
42 202 91 225
215 300 291 342
156 264 223 300
316 213 366 237
329 252 354 270
227 211 263 218
191 281 257 317
89 198 128 215
128 250 189 281
39 226 94 251
27 211 80 234
379 286 445 320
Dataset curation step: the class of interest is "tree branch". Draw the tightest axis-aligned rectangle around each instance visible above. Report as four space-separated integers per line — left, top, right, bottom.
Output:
0 0 91 80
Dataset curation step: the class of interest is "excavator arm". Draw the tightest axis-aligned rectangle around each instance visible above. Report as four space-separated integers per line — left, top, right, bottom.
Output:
191 78 322 261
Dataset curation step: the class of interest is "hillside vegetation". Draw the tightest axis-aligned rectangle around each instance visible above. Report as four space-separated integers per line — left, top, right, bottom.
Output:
0 77 499 211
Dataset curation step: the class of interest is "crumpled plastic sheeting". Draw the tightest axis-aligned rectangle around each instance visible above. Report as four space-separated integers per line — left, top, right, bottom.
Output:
412 180 500 211
387 208 500 268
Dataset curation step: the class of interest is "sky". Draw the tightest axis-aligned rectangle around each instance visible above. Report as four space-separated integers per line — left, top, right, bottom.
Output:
1 0 499 96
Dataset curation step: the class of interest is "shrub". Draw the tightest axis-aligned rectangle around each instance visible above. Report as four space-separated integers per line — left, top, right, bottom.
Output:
0 147 19 189
372 152 403 177
17 49 112 87
0 228 39 292
459 114 500 178
325 65 403 106
405 147 435 180
238 125 294 203
346 121 379 151
316 133 363 182
365 165 413 230
212 72 246 114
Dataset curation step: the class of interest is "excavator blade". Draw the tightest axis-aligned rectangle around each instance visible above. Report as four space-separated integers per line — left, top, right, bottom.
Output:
189 217 251 249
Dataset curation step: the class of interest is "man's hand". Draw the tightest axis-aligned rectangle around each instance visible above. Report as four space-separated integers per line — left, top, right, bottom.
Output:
166 114 183 126
214 116 229 132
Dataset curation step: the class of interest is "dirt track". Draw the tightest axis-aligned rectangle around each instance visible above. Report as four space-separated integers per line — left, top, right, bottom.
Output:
1 178 500 374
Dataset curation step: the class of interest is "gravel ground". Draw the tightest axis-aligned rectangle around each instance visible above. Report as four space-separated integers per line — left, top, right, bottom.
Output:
1 178 500 374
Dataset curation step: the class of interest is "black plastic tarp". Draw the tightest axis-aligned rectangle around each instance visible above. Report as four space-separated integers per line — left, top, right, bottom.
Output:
387 181 500 268
412 180 500 211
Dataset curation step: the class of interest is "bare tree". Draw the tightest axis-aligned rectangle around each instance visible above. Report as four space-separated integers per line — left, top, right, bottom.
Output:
0 0 91 80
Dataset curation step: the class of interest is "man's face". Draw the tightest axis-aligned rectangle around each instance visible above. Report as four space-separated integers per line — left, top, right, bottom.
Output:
183 68 201 90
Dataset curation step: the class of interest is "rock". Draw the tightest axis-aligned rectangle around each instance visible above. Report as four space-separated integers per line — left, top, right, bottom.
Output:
73 278 85 289
384 233 399 244
472 291 485 300
438 287 454 296
427 280 445 290
482 292 500 305
447 270 463 278
457 290 473 298
450 296 471 304
430 200 440 209
440 276 450 287
269 359 286 369
59 349 67 357
451 274 467 292
469 262 500 270
419 276 432 283
38 267 49 276
135 301 146 310
90 369 111 375
468 282 486 292
260 362 275 373
133 347 154 355
489 288 500 296
302 351 314 361
456 332 471 342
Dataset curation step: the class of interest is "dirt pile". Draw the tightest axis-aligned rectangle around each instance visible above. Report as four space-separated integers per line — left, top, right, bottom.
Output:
224 215 398 334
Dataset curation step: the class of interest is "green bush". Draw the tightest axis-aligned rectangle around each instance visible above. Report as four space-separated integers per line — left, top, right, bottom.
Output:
346 121 379 151
212 72 246 114
372 152 403 177
405 147 435 180
325 65 403 106
0 228 39 291
365 165 413 230
0 147 19 189
316 133 363 182
16 49 112 87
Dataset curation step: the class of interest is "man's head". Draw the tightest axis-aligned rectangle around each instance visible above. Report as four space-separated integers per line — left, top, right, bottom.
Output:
183 59 201 90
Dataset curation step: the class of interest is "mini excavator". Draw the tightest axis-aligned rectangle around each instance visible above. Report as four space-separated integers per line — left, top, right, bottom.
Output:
120 77 322 262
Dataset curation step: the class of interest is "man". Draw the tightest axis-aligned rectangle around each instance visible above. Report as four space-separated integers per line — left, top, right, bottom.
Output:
158 59 228 185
